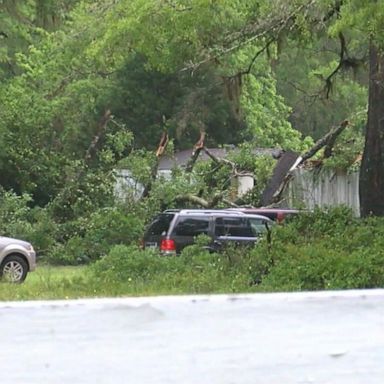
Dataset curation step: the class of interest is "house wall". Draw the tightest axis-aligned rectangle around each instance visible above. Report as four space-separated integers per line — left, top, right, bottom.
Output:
285 168 360 216
114 169 144 201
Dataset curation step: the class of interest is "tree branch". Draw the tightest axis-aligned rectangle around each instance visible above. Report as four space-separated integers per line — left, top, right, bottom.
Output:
324 32 346 98
181 0 317 72
300 119 349 163
239 37 276 76
85 109 112 162
175 193 223 208
185 131 206 172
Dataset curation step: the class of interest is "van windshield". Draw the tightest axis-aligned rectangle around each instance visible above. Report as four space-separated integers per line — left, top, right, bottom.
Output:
146 213 174 236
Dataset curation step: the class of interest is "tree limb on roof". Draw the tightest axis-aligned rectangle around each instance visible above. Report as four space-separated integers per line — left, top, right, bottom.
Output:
299 119 349 164
261 119 349 206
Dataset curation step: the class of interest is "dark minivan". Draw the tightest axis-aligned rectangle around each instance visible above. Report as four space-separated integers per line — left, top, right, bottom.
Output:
142 209 273 254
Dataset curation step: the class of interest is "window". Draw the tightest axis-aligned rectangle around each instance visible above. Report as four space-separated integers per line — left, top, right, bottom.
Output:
173 217 210 237
147 214 174 236
214 217 254 237
249 218 269 236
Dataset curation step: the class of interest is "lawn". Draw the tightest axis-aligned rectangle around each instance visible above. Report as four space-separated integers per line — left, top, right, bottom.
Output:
0 265 96 301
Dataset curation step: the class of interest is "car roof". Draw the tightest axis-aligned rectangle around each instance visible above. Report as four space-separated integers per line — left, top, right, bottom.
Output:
178 209 246 215
164 208 273 216
166 210 273 221
229 208 300 213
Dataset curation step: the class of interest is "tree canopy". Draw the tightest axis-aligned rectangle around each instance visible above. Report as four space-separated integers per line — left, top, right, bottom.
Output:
0 0 383 216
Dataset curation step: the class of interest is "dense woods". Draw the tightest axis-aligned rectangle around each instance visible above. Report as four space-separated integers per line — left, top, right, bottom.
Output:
0 0 383 265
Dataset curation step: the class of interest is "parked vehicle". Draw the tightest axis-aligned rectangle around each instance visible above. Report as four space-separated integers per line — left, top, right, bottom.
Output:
229 208 301 223
0 236 36 283
142 209 273 254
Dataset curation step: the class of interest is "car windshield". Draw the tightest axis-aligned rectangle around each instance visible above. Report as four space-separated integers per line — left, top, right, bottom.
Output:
146 213 174 236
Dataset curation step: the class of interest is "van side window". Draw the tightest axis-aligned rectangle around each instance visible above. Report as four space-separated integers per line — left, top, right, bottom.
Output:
172 217 210 237
214 217 254 237
249 218 268 236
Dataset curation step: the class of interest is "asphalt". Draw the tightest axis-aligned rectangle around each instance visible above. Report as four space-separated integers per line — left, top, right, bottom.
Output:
1 290 383 383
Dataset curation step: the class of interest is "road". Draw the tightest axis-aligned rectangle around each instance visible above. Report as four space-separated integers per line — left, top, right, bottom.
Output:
1 289 383 383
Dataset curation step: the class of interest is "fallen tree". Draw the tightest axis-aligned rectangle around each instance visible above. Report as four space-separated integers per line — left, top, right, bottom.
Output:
262 120 350 206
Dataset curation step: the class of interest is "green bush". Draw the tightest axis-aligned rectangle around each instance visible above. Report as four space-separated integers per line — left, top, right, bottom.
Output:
257 242 384 291
90 242 252 294
45 207 144 265
82 207 144 259
247 208 384 291
0 189 59 258
91 245 164 283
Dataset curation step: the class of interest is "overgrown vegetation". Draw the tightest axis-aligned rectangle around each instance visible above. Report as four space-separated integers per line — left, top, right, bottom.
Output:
90 207 384 293
1 207 383 300
1 1 384 297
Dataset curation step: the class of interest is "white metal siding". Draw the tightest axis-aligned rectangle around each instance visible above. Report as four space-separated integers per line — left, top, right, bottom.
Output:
286 168 360 216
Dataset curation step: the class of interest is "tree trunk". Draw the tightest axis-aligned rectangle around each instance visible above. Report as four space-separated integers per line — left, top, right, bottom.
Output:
359 41 384 217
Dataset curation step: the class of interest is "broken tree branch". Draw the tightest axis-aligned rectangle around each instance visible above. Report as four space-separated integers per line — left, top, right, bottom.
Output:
175 193 223 208
142 130 169 198
185 131 206 172
261 119 349 206
299 119 349 164
156 131 169 157
202 147 237 171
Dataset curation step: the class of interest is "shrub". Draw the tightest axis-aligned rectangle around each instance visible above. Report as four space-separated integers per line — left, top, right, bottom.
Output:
257 242 384 291
91 245 169 284
247 208 384 291
45 207 144 265
90 242 253 294
0 189 59 258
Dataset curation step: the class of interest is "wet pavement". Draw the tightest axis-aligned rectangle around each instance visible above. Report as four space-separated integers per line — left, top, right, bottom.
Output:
1 290 383 383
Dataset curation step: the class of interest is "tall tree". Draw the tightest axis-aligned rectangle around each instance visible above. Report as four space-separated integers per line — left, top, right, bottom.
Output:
331 0 384 216
359 42 384 216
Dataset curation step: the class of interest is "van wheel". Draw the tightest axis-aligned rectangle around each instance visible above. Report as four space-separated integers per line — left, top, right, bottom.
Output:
0 255 28 283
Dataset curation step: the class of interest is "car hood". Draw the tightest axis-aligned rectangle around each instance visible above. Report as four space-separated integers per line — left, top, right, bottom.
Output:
0 236 31 248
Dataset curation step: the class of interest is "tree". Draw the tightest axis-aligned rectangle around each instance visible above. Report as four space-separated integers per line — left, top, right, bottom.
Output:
3 0 383 216
119 0 382 216
359 42 384 216
330 0 384 216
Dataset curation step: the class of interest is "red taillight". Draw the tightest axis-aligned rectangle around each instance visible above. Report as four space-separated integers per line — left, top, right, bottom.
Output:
160 239 176 253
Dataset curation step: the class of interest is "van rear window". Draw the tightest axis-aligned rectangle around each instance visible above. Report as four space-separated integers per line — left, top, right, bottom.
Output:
147 214 174 236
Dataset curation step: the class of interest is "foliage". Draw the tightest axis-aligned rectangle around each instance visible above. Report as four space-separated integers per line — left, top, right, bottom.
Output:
321 121 365 172
228 146 277 206
1 0 384 267
240 71 308 150
1 207 384 300
250 207 384 290
44 206 144 265
91 242 249 294
276 44 367 140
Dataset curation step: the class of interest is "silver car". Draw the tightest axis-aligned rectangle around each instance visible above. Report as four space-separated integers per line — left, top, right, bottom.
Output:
0 236 36 283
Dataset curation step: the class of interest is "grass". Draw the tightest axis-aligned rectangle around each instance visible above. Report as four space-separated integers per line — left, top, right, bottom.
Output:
0 264 217 301
0 265 95 301
0 258 255 301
